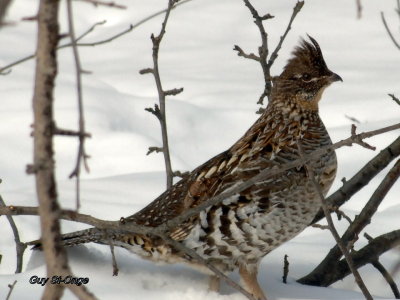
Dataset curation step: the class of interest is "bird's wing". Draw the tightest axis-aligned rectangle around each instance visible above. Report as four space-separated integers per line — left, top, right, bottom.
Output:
127 110 304 241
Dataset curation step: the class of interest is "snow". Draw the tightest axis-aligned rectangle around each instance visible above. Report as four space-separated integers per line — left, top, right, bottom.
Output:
0 0 399 299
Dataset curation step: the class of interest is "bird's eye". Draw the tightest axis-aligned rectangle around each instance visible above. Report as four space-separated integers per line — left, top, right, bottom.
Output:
302 73 311 81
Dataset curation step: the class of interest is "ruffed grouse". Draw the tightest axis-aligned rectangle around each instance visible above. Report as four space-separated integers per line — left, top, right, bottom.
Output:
32 36 341 300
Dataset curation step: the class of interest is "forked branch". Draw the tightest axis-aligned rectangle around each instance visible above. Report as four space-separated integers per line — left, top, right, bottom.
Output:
235 1 304 105
296 141 373 300
140 0 183 189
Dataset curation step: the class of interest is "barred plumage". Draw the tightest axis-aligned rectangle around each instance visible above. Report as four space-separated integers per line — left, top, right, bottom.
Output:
30 36 341 300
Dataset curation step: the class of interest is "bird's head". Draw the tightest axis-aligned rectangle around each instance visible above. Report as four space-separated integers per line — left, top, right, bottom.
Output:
272 35 342 110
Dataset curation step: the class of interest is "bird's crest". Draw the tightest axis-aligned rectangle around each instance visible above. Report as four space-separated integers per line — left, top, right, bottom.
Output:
279 35 329 79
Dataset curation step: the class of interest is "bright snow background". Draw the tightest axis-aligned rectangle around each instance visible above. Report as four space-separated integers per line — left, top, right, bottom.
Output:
0 0 399 299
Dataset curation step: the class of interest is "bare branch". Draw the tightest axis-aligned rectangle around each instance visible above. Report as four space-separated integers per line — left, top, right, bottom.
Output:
313 135 400 224
0 0 195 74
147 146 163 155
364 233 400 299
0 0 13 28
33 0 67 297
389 93 400 106
107 236 119 276
5 280 17 300
54 127 92 138
299 230 400 287
332 207 353 224
146 0 181 189
345 114 361 124
356 0 363 19
282 255 289 284
311 223 330 230
164 87 184 96
145 104 161 119
139 68 154 75
351 124 376 150
381 11 400 50
0 193 26 273
237 1 304 106
75 0 126 9
233 45 260 61
172 170 190 178
266 1 305 68
66 0 90 210
296 141 373 299
300 158 400 288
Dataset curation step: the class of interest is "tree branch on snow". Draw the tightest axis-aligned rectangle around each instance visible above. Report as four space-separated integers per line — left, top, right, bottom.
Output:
66 0 90 210
364 233 400 299
299 230 400 287
296 141 373 300
381 0 400 51
140 0 184 189
0 0 13 28
75 0 126 9
31 1 97 299
300 159 400 290
32 0 69 298
5 280 17 300
312 135 400 224
0 191 26 273
356 0 363 19
234 0 304 106
389 93 400 106
282 254 289 284
107 235 119 276
0 0 194 74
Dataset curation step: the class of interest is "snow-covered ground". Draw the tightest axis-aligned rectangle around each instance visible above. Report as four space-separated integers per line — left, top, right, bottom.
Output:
0 0 399 299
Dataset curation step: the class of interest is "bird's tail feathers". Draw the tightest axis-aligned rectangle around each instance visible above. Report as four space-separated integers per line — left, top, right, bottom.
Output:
28 228 103 250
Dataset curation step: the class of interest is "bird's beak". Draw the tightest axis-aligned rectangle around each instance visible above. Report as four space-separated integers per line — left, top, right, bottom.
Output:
328 72 343 83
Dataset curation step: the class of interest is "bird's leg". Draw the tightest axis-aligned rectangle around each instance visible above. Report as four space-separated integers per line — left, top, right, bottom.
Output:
239 264 267 300
208 275 220 292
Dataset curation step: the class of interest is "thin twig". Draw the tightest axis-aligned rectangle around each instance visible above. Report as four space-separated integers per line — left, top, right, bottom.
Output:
66 0 89 210
389 94 400 106
345 114 361 124
0 193 26 273
381 11 400 50
299 230 400 286
6 280 17 300
0 0 194 74
107 236 119 276
143 0 179 189
236 0 304 105
351 124 376 150
54 127 92 138
266 1 304 68
282 255 289 284
311 223 329 230
356 0 363 19
147 146 163 155
0 0 13 28
296 141 373 300
365 233 400 299
75 0 126 9
312 135 400 224
332 207 353 224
